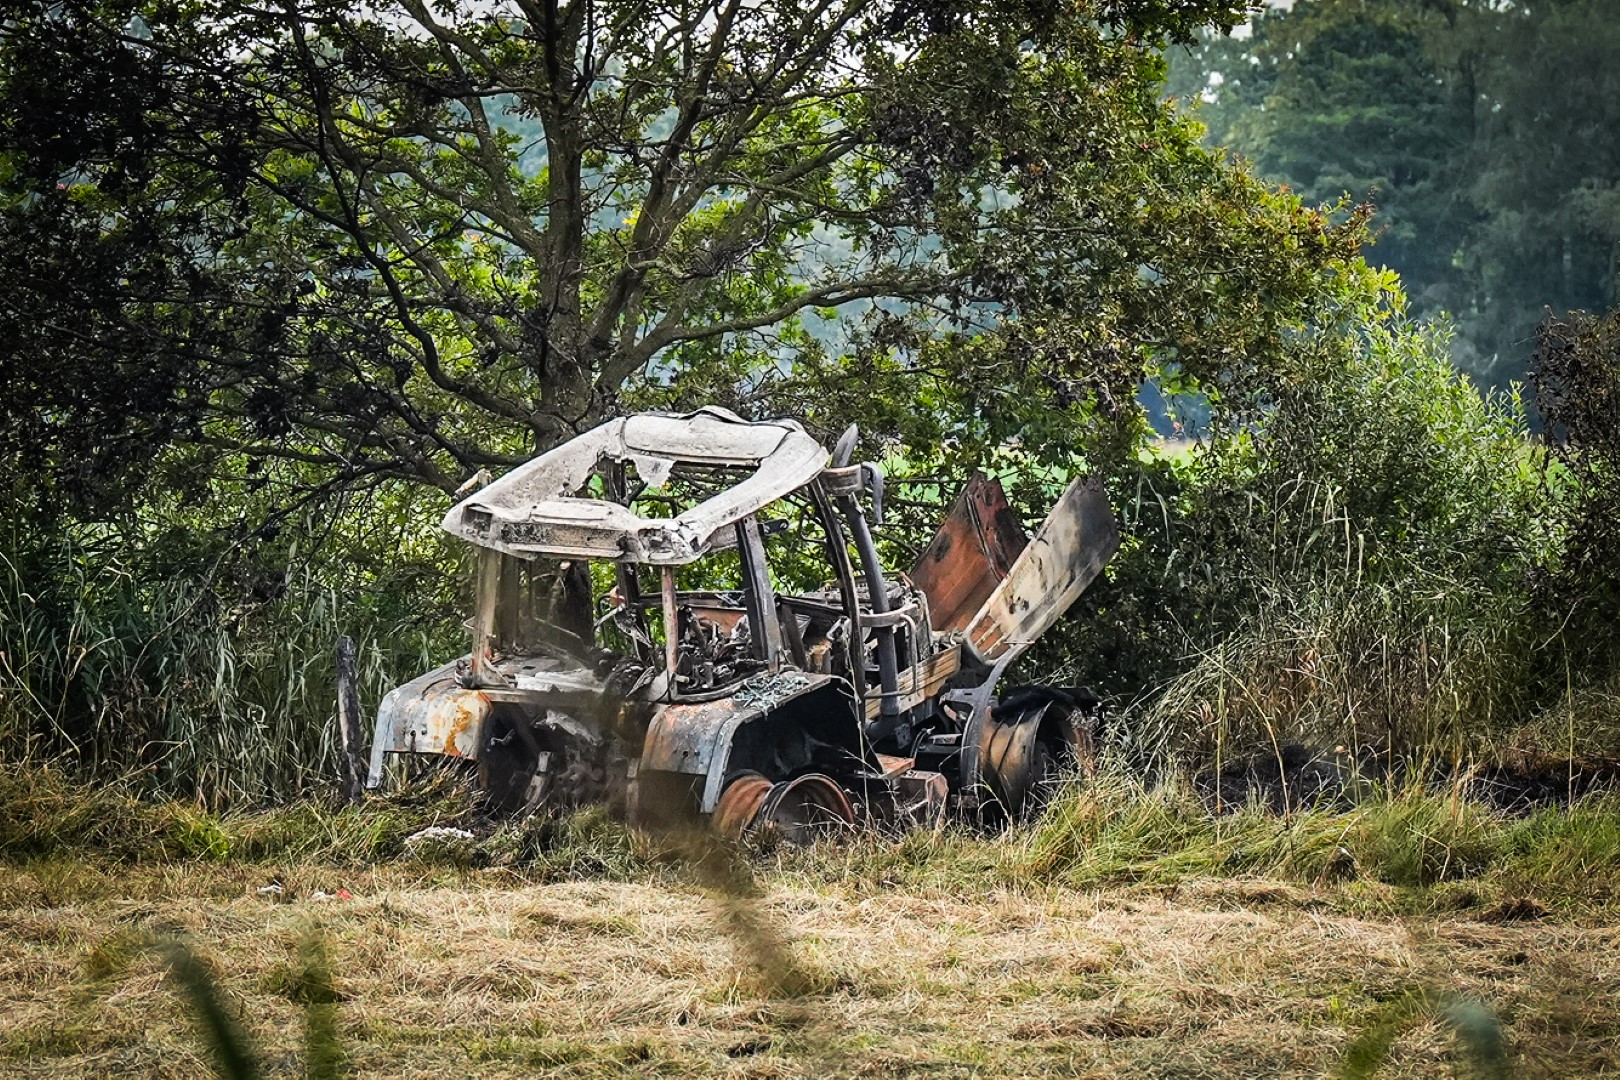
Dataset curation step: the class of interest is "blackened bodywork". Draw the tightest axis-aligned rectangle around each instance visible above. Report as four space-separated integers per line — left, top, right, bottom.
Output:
369 407 1120 834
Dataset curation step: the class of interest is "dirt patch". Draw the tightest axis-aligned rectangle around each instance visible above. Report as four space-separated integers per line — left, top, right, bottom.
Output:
1195 743 1620 813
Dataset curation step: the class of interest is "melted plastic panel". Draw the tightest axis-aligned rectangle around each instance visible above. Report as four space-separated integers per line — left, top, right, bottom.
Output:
621 410 789 462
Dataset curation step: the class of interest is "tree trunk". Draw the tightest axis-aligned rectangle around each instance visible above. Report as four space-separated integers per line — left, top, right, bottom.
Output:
336 635 365 803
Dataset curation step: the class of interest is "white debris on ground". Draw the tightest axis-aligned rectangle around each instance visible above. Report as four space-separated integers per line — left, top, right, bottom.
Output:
732 671 813 711
404 826 477 846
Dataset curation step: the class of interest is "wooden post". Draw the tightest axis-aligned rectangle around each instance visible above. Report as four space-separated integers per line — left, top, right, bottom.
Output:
336 635 364 803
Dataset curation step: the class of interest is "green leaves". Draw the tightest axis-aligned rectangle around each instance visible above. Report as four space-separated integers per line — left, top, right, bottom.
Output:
1171 0 1620 387
0 0 1370 514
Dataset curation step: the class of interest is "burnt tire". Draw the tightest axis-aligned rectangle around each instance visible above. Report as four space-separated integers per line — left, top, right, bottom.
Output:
974 696 1093 826
713 772 855 844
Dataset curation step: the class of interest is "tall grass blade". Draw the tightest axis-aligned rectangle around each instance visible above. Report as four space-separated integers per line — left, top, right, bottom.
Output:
294 930 348 1080
1338 988 1509 1080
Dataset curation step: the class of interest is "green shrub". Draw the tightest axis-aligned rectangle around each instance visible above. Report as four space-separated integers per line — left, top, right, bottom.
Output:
1530 310 1620 668
1091 317 1555 763
0 763 176 860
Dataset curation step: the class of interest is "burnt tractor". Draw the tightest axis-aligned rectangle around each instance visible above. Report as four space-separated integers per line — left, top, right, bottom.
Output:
367 408 1119 837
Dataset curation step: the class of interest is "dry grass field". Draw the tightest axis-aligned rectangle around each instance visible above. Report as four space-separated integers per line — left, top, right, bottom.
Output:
3 854 1618 1078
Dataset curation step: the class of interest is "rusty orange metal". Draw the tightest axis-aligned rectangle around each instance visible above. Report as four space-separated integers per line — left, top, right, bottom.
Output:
754 774 855 841
641 698 751 777
909 473 1028 632
712 772 773 838
874 753 915 779
893 769 949 829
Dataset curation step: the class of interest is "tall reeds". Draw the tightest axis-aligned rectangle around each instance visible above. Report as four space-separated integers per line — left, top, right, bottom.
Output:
0 521 457 806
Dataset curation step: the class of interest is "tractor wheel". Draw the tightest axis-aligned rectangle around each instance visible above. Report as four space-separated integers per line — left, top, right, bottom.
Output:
712 772 774 839
713 772 855 843
974 697 1093 825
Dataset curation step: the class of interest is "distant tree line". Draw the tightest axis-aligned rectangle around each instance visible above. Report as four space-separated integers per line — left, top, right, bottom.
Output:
1166 0 1620 387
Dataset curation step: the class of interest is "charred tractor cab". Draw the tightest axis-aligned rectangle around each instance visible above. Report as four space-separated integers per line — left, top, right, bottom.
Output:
367 407 1119 837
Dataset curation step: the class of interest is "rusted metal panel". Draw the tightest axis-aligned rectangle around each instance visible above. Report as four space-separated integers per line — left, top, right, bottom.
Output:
966 476 1120 664
893 769 949 829
874 753 915 779
910 473 1029 632
865 644 962 720
366 662 491 787
641 697 754 779
642 672 842 812
683 605 746 634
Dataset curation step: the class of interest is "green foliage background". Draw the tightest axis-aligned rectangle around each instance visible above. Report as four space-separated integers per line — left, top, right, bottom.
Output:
0 0 1616 803
1165 0 1620 388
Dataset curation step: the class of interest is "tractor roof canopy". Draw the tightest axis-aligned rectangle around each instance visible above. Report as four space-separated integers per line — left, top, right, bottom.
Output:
442 407 829 565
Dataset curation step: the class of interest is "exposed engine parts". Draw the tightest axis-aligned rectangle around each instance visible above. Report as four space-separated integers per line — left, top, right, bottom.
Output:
369 407 1120 839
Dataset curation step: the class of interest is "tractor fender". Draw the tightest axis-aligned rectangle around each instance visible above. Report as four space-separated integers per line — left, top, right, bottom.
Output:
366 661 490 788
639 673 864 815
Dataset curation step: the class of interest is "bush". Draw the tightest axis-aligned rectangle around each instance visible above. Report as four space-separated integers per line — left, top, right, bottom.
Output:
1072 317 1555 764
1530 309 1620 666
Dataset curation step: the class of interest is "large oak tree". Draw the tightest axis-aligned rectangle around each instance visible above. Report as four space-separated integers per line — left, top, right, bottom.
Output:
2 0 1365 508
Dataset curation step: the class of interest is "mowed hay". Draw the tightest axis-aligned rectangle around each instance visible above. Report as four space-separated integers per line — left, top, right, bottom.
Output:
2 862 1618 1077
